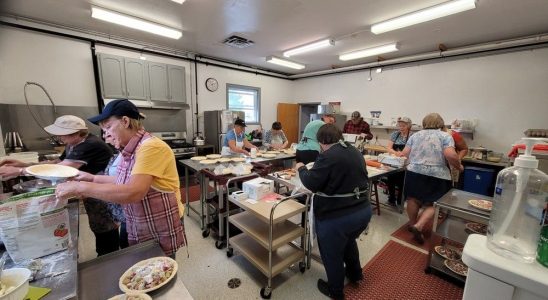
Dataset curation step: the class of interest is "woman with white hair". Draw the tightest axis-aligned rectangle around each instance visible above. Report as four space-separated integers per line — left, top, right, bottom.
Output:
398 113 463 244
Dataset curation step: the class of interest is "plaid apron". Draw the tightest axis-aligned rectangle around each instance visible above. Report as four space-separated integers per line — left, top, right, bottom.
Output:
117 130 186 256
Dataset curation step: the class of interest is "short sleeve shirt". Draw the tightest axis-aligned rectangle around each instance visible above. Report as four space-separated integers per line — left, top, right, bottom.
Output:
406 129 454 180
131 137 184 216
390 131 411 147
60 134 113 175
222 129 245 147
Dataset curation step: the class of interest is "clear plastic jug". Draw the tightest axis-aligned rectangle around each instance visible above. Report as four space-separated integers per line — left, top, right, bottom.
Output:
487 138 548 263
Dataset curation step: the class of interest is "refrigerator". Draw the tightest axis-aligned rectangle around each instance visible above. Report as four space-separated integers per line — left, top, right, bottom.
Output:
310 113 347 132
204 110 245 152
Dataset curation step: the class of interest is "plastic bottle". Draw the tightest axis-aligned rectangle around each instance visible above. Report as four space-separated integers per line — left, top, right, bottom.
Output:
487 138 548 263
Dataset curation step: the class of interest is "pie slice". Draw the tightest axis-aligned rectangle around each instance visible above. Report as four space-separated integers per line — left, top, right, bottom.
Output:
465 222 488 235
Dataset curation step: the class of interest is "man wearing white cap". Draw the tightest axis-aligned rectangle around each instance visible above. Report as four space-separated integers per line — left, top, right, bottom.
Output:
0 115 118 256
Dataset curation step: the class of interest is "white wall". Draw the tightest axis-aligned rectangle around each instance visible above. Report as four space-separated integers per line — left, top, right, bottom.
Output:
292 48 548 152
195 64 294 134
0 26 97 107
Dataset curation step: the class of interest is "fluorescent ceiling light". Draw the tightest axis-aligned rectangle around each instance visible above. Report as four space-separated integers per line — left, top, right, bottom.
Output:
371 0 477 34
283 39 335 57
171 0 186 3
91 6 182 39
266 56 305 70
339 43 399 61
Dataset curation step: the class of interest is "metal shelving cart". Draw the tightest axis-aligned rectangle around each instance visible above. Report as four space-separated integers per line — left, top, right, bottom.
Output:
425 188 492 283
226 191 310 299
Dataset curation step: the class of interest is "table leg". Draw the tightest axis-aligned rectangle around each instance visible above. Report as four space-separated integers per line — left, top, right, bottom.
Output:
184 167 190 217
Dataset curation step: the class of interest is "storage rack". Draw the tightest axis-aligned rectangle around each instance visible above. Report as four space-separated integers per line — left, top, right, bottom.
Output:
226 191 310 299
425 189 491 283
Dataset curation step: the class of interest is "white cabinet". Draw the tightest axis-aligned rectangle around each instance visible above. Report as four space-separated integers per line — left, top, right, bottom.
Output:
98 54 126 99
147 62 169 102
124 58 147 101
97 53 188 109
168 65 186 103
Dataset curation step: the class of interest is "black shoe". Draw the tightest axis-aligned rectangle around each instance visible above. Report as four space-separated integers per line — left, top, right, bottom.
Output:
317 279 344 300
409 226 424 245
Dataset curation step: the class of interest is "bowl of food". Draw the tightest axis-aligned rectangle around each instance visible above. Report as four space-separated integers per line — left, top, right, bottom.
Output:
0 268 31 300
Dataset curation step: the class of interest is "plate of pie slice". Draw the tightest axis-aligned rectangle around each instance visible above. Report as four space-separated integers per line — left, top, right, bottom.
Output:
465 222 488 235
119 256 178 293
444 259 468 277
434 245 462 261
231 157 246 162
200 159 218 164
217 158 232 163
266 151 280 154
261 153 277 158
190 156 207 161
206 154 223 159
468 199 492 211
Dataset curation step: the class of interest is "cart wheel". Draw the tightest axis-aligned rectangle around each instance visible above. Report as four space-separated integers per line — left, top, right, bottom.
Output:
299 262 306 273
260 287 272 299
202 229 210 238
227 248 234 257
215 240 226 249
424 267 431 274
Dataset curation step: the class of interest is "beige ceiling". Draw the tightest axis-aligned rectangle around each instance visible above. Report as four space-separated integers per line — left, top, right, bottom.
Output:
2 0 548 75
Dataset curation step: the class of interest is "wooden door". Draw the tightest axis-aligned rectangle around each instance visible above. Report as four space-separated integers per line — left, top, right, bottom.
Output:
277 103 299 145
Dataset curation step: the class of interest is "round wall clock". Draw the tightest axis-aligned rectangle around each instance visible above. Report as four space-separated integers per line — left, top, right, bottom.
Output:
205 77 219 92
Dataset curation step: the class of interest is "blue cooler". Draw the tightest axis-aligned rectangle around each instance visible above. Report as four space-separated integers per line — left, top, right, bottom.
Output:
463 166 495 196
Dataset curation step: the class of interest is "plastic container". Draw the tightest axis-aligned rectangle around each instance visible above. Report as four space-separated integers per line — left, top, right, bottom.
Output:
463 166 495 196
0 268 31 300
487 138 548 263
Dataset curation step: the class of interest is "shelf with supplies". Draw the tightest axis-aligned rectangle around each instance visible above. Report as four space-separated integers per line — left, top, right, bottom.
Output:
370 125 474 139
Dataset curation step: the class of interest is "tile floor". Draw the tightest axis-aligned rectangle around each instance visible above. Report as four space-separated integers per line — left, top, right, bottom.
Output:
78 195 409 299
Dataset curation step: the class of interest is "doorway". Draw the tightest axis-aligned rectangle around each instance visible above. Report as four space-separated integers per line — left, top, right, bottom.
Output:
298 103 320 141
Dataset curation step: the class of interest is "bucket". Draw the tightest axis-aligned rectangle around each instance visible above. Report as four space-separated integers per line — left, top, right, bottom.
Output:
329 102 341 113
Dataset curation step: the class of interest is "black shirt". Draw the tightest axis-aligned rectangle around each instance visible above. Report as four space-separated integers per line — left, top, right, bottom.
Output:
60 134 113 175
298 141 370 220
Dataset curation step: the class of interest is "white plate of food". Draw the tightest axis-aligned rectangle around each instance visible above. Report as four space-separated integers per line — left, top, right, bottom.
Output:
468 199 492 212
444 259 468 277
261 153 277 158
108 293 152 300
265 151 280 154
190 156 207 161
434 245 462 261
119 257 178 294
25 164 79 181
217 158 232 163
465 222 488 235
206 154 223 159
231 157 246 162
200 159 218 165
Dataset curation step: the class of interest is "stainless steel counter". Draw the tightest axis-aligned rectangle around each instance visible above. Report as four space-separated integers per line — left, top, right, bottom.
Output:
78 240 193 300
1 201 79 300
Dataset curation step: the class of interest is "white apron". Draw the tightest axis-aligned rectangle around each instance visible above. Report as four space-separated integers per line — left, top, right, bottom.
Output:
271 132 284 149
221 129 245 156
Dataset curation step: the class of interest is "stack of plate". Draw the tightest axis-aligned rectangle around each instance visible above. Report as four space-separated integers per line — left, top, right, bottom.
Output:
6 152 39 164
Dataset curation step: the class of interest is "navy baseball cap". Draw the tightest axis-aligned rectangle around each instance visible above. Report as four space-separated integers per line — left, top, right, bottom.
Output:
234 118 247 127
88 99 141 124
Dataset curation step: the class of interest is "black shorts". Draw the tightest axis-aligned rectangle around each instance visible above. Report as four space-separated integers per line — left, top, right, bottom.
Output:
404 171 451 205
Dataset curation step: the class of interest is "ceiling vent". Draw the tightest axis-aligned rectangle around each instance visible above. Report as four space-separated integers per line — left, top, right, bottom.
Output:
223 35 254 48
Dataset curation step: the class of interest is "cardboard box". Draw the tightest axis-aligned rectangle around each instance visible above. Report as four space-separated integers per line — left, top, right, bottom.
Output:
242 178 274 200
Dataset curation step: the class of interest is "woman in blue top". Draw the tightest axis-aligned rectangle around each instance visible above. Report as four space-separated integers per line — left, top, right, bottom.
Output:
398 113 463 244
221 118 257 156
385 117 413 205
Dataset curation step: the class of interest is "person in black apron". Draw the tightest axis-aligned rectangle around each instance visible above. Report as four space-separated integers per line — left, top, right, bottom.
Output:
385 117 412 205
296 124 372 300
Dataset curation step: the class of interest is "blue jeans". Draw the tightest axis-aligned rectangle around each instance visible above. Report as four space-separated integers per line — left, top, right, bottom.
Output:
316 204 372 298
